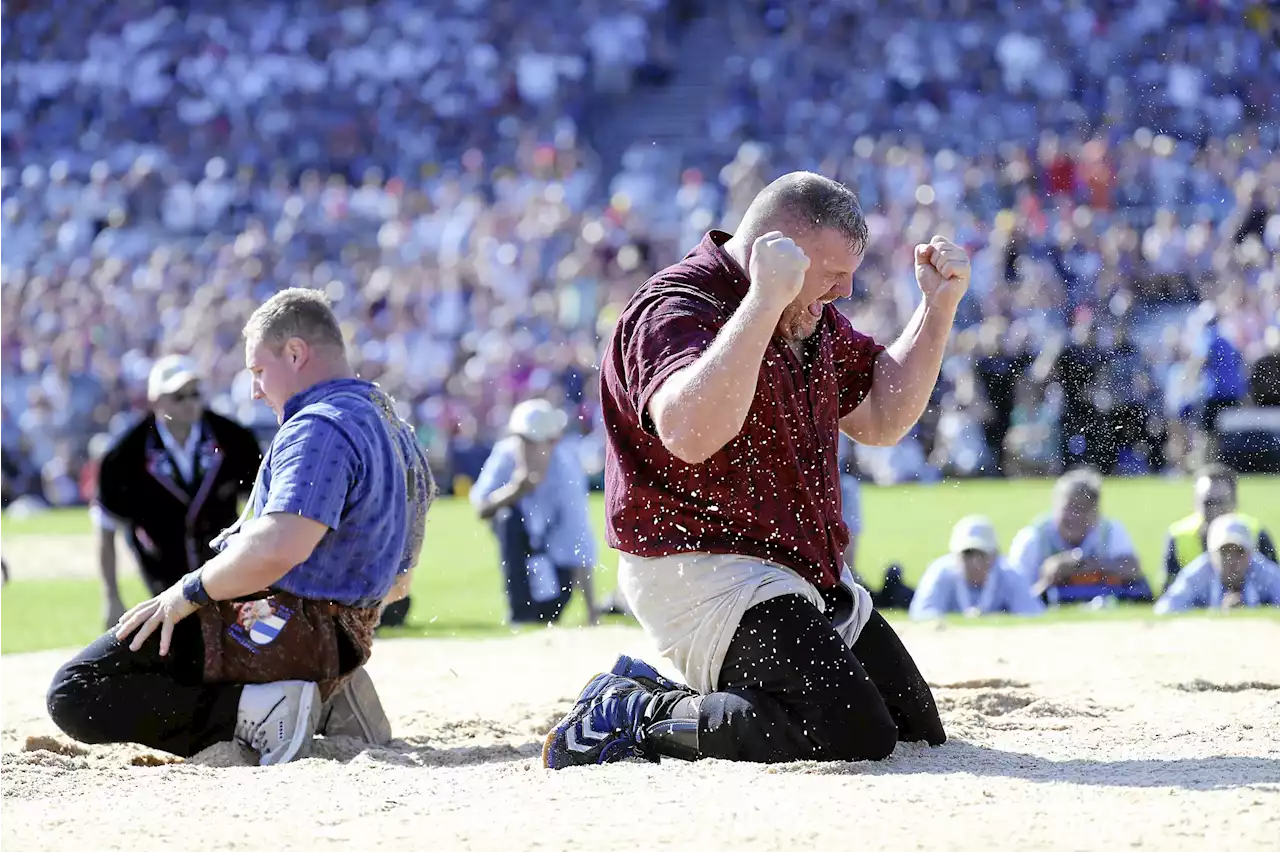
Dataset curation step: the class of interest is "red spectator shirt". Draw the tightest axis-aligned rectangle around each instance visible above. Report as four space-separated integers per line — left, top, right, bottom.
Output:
601 231 884 589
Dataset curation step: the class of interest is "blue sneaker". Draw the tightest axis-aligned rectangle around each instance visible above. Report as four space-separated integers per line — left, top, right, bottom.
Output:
609 654 686 694
543 673 657 769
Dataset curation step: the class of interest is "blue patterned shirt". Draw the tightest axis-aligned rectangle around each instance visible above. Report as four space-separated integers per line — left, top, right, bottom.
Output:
247 378 433 606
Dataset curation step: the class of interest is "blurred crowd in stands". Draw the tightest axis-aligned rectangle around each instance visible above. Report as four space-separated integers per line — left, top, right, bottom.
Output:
2 0 1279 509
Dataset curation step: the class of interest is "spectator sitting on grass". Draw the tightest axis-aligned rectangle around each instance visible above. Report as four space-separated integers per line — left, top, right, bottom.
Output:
1155 514 1280 614
909 515 1044 621
1163 464 1276 591
1009 468 1152 605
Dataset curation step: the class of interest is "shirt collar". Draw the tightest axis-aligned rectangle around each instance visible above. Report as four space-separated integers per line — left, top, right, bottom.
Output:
698 230 751 301
282 377 377 423
155 416 202 455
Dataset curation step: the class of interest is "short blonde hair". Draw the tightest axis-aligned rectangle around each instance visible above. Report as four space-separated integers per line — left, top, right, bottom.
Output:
243 288 345 352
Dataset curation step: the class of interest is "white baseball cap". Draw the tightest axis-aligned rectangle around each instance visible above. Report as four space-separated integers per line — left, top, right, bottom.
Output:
508 399 568 443
949 515 999 555
1207 514 1253 553
147 355 202 401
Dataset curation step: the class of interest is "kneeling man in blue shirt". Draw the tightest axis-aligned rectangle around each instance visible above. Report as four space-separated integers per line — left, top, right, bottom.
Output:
47 289 435 765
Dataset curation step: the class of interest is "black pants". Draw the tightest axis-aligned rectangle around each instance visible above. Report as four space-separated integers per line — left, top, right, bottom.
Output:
46 617 241 758
493 506 574 624
667 595 945 763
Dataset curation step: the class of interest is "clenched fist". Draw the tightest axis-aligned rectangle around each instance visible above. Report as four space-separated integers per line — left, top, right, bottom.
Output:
747 231 810 313
914 235 970 306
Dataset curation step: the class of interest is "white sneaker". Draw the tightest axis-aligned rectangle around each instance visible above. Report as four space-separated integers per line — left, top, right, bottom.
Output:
235 681 322 766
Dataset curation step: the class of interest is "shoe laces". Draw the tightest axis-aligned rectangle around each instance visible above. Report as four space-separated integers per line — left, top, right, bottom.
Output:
235 696 287 752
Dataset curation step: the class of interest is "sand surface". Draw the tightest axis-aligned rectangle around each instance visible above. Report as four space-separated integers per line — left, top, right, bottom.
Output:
3 619 1279 851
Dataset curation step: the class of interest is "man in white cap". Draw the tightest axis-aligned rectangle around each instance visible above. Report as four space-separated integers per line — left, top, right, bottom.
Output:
1155 514 1280 613
93 354 263 627
470 398 600 625
909 516 1045 620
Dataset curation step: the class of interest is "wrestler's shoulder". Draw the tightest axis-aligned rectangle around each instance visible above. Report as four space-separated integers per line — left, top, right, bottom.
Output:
623 259 732 321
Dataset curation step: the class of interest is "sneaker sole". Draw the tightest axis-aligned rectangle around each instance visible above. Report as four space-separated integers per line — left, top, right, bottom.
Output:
542 671 611 770
260 683 321 766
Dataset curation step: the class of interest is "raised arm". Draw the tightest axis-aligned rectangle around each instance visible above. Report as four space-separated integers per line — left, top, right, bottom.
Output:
841 237 970 446
649 233 809 464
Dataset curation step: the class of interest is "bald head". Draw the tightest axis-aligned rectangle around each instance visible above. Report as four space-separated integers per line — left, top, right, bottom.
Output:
738 172 869 255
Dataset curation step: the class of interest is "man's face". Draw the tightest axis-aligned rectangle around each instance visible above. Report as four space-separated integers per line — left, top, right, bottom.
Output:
1054 491 1098 547
519 435 555 474
1195 477 1236 525
960 549 995 588
246 339 300 424
1212 544 1250 591
153 380 204 429
776 227 863 342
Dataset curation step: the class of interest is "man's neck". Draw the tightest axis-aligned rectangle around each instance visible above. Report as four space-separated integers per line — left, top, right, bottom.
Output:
161 419 195 445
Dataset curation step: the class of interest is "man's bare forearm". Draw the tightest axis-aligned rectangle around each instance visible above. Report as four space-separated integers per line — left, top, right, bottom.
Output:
202 516 304 596
649 295 783 464
842 297 959 446
476 480 526 520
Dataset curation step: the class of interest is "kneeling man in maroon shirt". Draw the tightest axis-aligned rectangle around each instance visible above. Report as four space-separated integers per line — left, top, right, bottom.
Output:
545 172 961 767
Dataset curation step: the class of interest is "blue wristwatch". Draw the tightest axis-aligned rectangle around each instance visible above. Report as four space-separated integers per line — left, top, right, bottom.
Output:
181 570 212 606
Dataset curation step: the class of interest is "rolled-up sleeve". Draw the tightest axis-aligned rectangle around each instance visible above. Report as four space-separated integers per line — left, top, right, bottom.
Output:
624 297 719 435
260 415 357 530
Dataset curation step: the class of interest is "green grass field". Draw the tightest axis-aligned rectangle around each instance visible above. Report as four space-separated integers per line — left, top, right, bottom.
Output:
2 476 1276 653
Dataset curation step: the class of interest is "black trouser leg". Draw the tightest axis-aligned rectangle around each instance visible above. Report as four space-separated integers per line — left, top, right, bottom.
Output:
46 616 241 757
851 610 946 746
493 507 540 623
526 567 575 624
685 595 943 763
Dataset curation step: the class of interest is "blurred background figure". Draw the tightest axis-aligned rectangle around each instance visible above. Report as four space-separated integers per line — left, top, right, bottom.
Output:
1162 464 1277 592
471 399 600 626
1009 468 1151 605
91 355 262 627
909 515 1043 621
1155 514 1280 614
0 0 1275 497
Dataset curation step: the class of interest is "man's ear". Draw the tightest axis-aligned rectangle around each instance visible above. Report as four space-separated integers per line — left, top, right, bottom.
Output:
284 338 307 368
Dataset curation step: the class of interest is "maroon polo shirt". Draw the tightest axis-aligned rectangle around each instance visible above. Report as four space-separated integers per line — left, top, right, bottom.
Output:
601 230 884 589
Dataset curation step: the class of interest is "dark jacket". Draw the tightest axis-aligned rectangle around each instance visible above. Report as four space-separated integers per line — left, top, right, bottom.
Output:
96 411 262 588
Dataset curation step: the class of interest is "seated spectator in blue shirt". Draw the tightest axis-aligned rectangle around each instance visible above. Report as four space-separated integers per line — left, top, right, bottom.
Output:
909 516 1045 620
471 399 600 626
1156 514 1280 614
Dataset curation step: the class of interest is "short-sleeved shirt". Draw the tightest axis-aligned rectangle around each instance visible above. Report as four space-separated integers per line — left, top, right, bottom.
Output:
1009 514 1150 603
600 230 884 589
234 378 434 607
469 436 597 570
1155 552 1280 613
